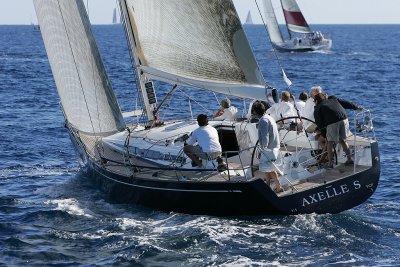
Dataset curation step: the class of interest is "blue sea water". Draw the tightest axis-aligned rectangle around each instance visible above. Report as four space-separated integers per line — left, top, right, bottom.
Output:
1 24 399 266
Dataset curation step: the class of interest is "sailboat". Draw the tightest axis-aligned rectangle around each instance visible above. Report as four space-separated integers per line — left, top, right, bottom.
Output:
245 10 253 24
112 7 118 24
31 22 40 32
262 0 332 52
34 0 379 216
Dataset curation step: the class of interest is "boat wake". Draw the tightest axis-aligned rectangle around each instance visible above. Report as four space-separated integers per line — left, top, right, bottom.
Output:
45 198 94 218
0 165 78 180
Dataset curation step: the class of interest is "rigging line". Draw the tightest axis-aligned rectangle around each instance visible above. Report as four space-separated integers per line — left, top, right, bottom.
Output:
56 0 99 146
255 0 314 148
212 92 220 106
189 98 194 119
176 88 214 116
254 0 287 77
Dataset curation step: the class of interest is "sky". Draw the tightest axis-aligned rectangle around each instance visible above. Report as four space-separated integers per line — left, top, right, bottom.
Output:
0 0 399 25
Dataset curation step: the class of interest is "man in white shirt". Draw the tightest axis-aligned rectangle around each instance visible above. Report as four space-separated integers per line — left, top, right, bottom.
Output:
266 91 297 122
302 86 322 131
213 99 238 121
184 114 223 167
294 91 308 116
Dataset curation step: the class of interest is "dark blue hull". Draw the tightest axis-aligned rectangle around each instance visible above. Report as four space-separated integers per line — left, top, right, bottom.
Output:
82 142 380 216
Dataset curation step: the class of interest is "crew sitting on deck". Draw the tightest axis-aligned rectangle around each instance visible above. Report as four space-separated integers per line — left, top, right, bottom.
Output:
184 114 227 170
213 98 238 121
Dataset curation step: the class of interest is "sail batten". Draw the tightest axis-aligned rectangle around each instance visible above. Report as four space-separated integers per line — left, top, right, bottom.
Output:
34 0 125 134
281 0 312 34
122 0 266 99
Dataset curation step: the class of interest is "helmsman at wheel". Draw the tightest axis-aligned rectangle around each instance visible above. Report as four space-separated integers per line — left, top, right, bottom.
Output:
184 114 223 168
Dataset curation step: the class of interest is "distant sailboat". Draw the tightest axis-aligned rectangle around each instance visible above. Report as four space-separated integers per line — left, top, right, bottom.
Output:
262 0 332 52
31 22 40 32
112 8 117 24
245 11 253 24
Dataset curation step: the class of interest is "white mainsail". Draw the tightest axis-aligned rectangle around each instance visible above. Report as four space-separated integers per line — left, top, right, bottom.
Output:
280 0 312 34
34 0 125 134
120 0 269 100
262 0 284 44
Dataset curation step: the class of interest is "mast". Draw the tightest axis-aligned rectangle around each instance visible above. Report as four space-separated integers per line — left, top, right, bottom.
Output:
118 0 156 123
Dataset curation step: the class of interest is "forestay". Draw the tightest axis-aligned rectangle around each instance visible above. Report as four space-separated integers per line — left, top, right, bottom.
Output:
34 0 125 135
281 0 312 34
122 0 269 99
262 0 284 44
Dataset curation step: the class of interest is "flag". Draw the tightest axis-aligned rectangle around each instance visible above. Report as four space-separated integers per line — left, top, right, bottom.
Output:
282 69 292 87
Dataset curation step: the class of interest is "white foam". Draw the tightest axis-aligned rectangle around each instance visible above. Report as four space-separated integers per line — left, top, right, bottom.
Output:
45 198 94 218
0 165 78 179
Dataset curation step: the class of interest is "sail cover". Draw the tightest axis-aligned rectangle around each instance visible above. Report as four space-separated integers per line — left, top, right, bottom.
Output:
281 0 312 33
34 0 125 134
121 0 268 99
262 0 284 44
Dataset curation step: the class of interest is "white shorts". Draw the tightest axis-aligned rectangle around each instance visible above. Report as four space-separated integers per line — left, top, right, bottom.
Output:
259 148 283 175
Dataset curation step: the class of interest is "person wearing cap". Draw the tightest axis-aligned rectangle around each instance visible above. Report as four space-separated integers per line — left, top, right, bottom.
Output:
184 114 225 169
213 98 238 121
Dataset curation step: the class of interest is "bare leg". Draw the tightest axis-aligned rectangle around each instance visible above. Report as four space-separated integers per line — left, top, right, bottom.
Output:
339 139 354 165
267 171 282 192
263 173 271 186
339 139 352 161
327 141 335 167
318 136 327 164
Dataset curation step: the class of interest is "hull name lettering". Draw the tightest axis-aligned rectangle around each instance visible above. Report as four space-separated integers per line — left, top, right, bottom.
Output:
302 180 362 207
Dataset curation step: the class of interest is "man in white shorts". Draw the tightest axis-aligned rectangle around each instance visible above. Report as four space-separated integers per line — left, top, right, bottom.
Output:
252 101 283 193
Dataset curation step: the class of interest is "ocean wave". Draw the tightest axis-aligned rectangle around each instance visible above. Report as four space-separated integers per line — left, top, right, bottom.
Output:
0 165 78 180
45 198 94 218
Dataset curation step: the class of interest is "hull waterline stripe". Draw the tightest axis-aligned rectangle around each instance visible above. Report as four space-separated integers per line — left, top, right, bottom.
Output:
94 167 243 193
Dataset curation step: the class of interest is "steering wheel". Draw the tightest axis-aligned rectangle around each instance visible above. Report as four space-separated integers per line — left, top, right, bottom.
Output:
250 116 336 177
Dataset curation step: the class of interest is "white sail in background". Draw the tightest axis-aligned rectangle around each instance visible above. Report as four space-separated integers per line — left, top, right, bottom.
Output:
245 11 253 24
262 0 284 44
34 0 125 134
121 0 268 100
280 0 312 33
112 8 117 24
